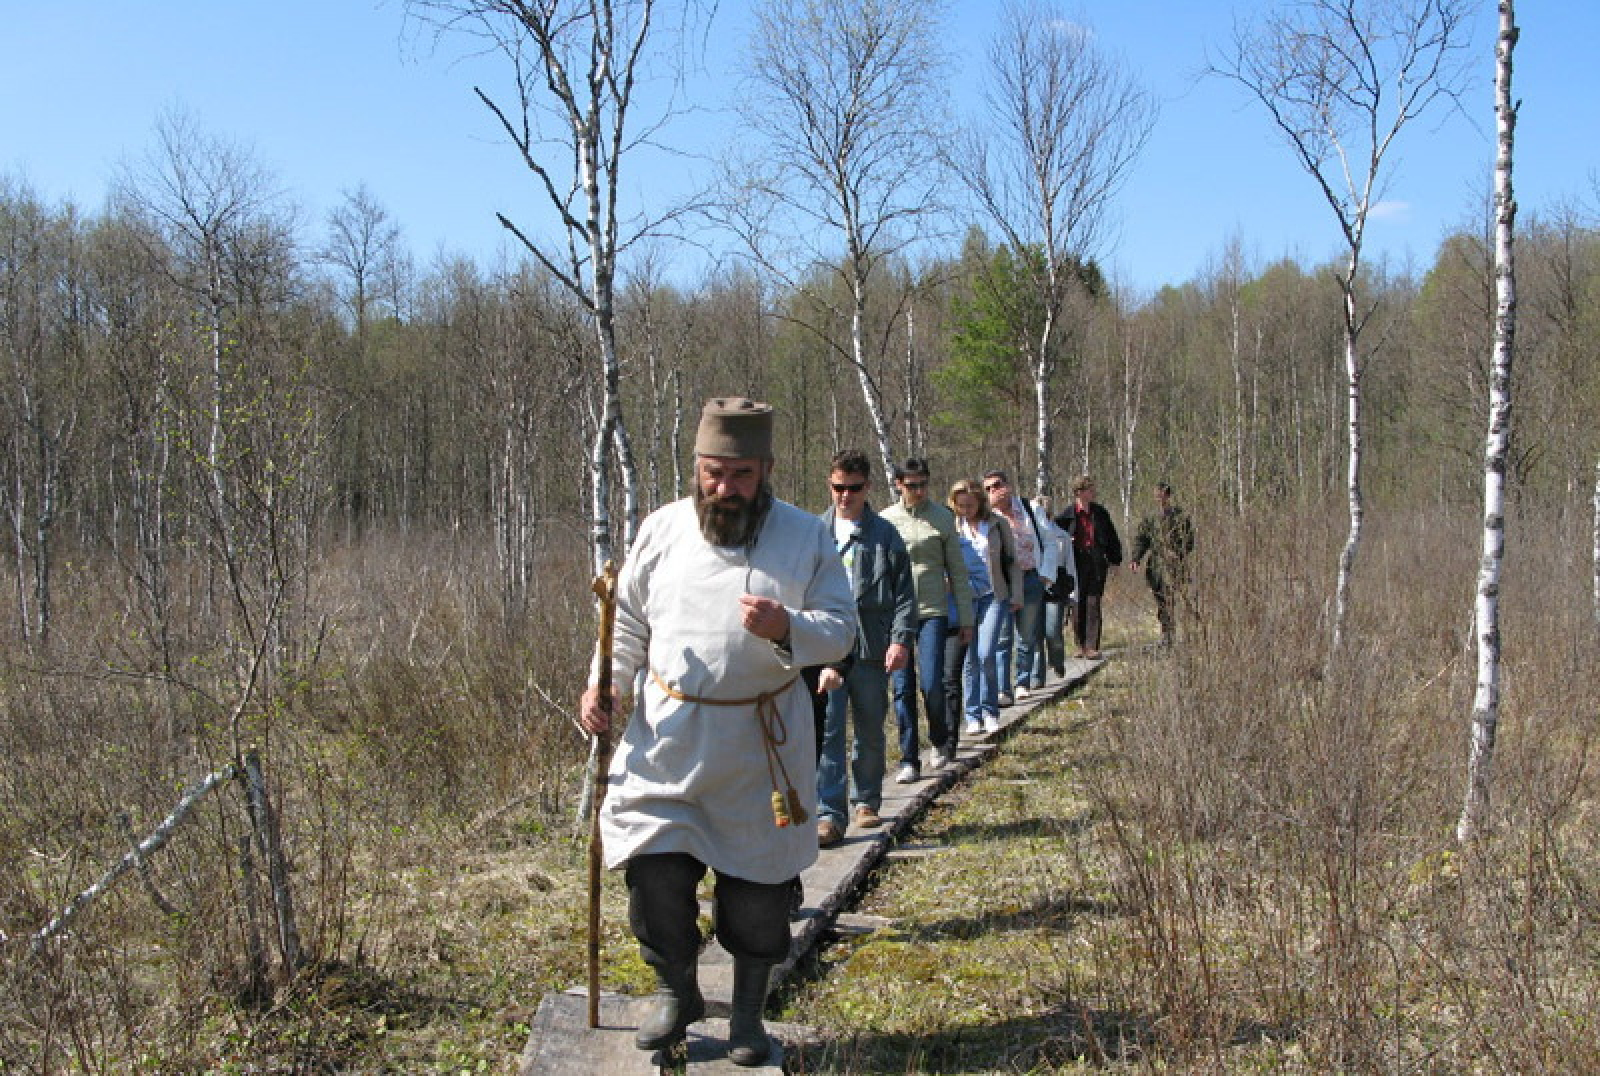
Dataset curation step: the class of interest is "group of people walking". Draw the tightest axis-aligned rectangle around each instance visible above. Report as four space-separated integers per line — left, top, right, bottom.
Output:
807 454 1161 851
578 397 1193 1065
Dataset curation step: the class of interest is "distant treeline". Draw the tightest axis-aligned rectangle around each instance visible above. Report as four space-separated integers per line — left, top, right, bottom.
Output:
2 171 1596 637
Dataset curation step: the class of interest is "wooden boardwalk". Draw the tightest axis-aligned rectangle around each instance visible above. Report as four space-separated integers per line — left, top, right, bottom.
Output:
521 657 1104 1074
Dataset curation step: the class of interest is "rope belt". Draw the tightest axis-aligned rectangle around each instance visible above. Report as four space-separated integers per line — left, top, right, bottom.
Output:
651 670 808 828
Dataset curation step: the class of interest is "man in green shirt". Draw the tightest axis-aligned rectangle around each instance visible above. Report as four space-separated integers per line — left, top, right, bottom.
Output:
880 458 974 781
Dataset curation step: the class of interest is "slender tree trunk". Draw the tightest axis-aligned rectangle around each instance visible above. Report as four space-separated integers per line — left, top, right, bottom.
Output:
1458 0 1518 844
8 465 27 642
1118 338 1139 520
590 266 637 568
669 367 684 499
1592 455 1599 629
904 306 922 458
1230 293 1246 512
1331 266 1364 655
848 274 895 479
206 246 236 572
1032 302 1059 498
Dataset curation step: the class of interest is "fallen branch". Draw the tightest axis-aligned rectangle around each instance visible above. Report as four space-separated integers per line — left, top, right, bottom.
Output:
32 763 237 956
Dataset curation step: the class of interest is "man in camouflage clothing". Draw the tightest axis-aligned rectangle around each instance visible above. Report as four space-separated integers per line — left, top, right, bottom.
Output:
1128 483 1194 646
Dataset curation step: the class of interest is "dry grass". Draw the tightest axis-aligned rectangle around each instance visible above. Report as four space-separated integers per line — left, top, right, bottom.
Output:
3 499 1598 1072
781 503 1600 1073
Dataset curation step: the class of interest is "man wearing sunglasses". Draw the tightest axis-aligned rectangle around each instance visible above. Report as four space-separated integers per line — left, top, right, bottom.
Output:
812 450 916 848
881 458 974 784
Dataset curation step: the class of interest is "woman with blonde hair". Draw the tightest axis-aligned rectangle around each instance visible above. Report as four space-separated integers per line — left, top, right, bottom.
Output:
941 479 1022 747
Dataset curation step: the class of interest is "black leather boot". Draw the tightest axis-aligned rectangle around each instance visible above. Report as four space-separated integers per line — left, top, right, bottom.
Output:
634 957 705 1051
726 959 774 1066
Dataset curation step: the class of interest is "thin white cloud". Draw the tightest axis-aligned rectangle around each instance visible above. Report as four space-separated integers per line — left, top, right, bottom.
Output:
1369 200 1411 221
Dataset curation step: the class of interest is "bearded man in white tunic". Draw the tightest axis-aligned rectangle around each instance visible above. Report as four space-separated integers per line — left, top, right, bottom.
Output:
580 397 854 1065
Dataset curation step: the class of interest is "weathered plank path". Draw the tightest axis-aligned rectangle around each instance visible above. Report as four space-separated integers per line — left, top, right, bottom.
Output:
521 656 1104 1074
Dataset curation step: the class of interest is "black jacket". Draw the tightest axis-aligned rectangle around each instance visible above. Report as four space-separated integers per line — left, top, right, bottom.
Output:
1055 501 1122 566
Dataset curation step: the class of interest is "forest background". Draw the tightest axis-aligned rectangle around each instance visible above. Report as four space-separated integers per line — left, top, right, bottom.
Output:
2 0 1599 1071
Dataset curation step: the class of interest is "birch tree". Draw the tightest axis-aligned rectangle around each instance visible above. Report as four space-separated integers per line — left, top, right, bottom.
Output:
410 0 697 573
951 0 1154 497
1593 455 1600 628
118 111 284 599
1458 0 1518 844
1215 0 1473 651
0 183 82 645
729 0 948 477
322 184 403 344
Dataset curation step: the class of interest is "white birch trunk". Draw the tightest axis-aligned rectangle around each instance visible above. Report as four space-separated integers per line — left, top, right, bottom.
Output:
1230 291 1246 513
1034 353 1052 498
1031 299 1059 498
904 306 922 458
670 367 684 499
849 276 895 480
1331 272 1364 655
1458 0 1518 844
1119 338 1140 521
1592 455 1599 628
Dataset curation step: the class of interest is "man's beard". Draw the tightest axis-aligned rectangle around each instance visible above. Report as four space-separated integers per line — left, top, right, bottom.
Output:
695 482 774 548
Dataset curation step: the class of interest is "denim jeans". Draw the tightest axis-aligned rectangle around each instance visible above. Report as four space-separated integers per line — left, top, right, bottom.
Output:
943 591 1004 738
964 592 1004 723
1010 568 1046 689
1033 599 1069 680
816 661 889 826
891 615 948 769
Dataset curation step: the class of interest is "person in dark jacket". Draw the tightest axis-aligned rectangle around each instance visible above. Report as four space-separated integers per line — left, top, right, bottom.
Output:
1129 482 1194 646
1056 474 1121 659
813 450 915 847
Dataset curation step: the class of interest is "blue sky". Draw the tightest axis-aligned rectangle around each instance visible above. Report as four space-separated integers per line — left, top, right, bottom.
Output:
3 1 1596 297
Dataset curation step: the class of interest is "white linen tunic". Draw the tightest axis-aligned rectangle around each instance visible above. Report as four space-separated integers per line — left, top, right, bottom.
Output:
599 496 855 884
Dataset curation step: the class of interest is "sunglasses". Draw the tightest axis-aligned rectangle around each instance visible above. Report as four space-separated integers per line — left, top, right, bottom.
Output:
983 481 1007 492
900 479 928 490
830 481 866 494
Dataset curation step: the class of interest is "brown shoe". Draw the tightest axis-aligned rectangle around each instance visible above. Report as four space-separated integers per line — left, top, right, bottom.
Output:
816 818 843 848
853 805 882 829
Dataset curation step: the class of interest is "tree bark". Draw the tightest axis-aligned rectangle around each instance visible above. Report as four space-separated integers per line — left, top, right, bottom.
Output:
1459 0 1519 844
1592 455 1599 629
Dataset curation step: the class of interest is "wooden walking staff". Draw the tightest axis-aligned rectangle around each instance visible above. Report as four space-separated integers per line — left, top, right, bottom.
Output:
586 559 620 1029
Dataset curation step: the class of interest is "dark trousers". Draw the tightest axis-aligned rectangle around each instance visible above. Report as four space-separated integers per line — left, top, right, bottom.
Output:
802 665 828 765
1073 549 1109 652
1148 570 1185 642
626 853 795 967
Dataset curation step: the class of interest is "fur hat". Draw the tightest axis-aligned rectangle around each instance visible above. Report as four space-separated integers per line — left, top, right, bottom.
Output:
695 397 774 459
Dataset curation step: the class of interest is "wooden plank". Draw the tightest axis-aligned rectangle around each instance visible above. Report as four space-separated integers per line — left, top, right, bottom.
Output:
521 992 790 1074
831 913 896 936
519 991 659 1076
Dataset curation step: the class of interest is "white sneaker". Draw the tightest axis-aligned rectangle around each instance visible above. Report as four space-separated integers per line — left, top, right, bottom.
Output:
982 716 1001 734
1016 685 1031 699
895 763 920 784
964 720 983 736
997 692 1014 707
933 748 955 769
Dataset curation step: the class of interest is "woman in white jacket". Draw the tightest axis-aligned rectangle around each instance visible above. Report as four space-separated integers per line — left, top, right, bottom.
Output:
1031 494 1078 680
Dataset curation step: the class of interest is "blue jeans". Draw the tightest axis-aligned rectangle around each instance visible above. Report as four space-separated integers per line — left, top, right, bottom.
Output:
816 662 889 826
1034 599 1068 680
892 615 948 769
1012 569 1045 689
963 592 1004 723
